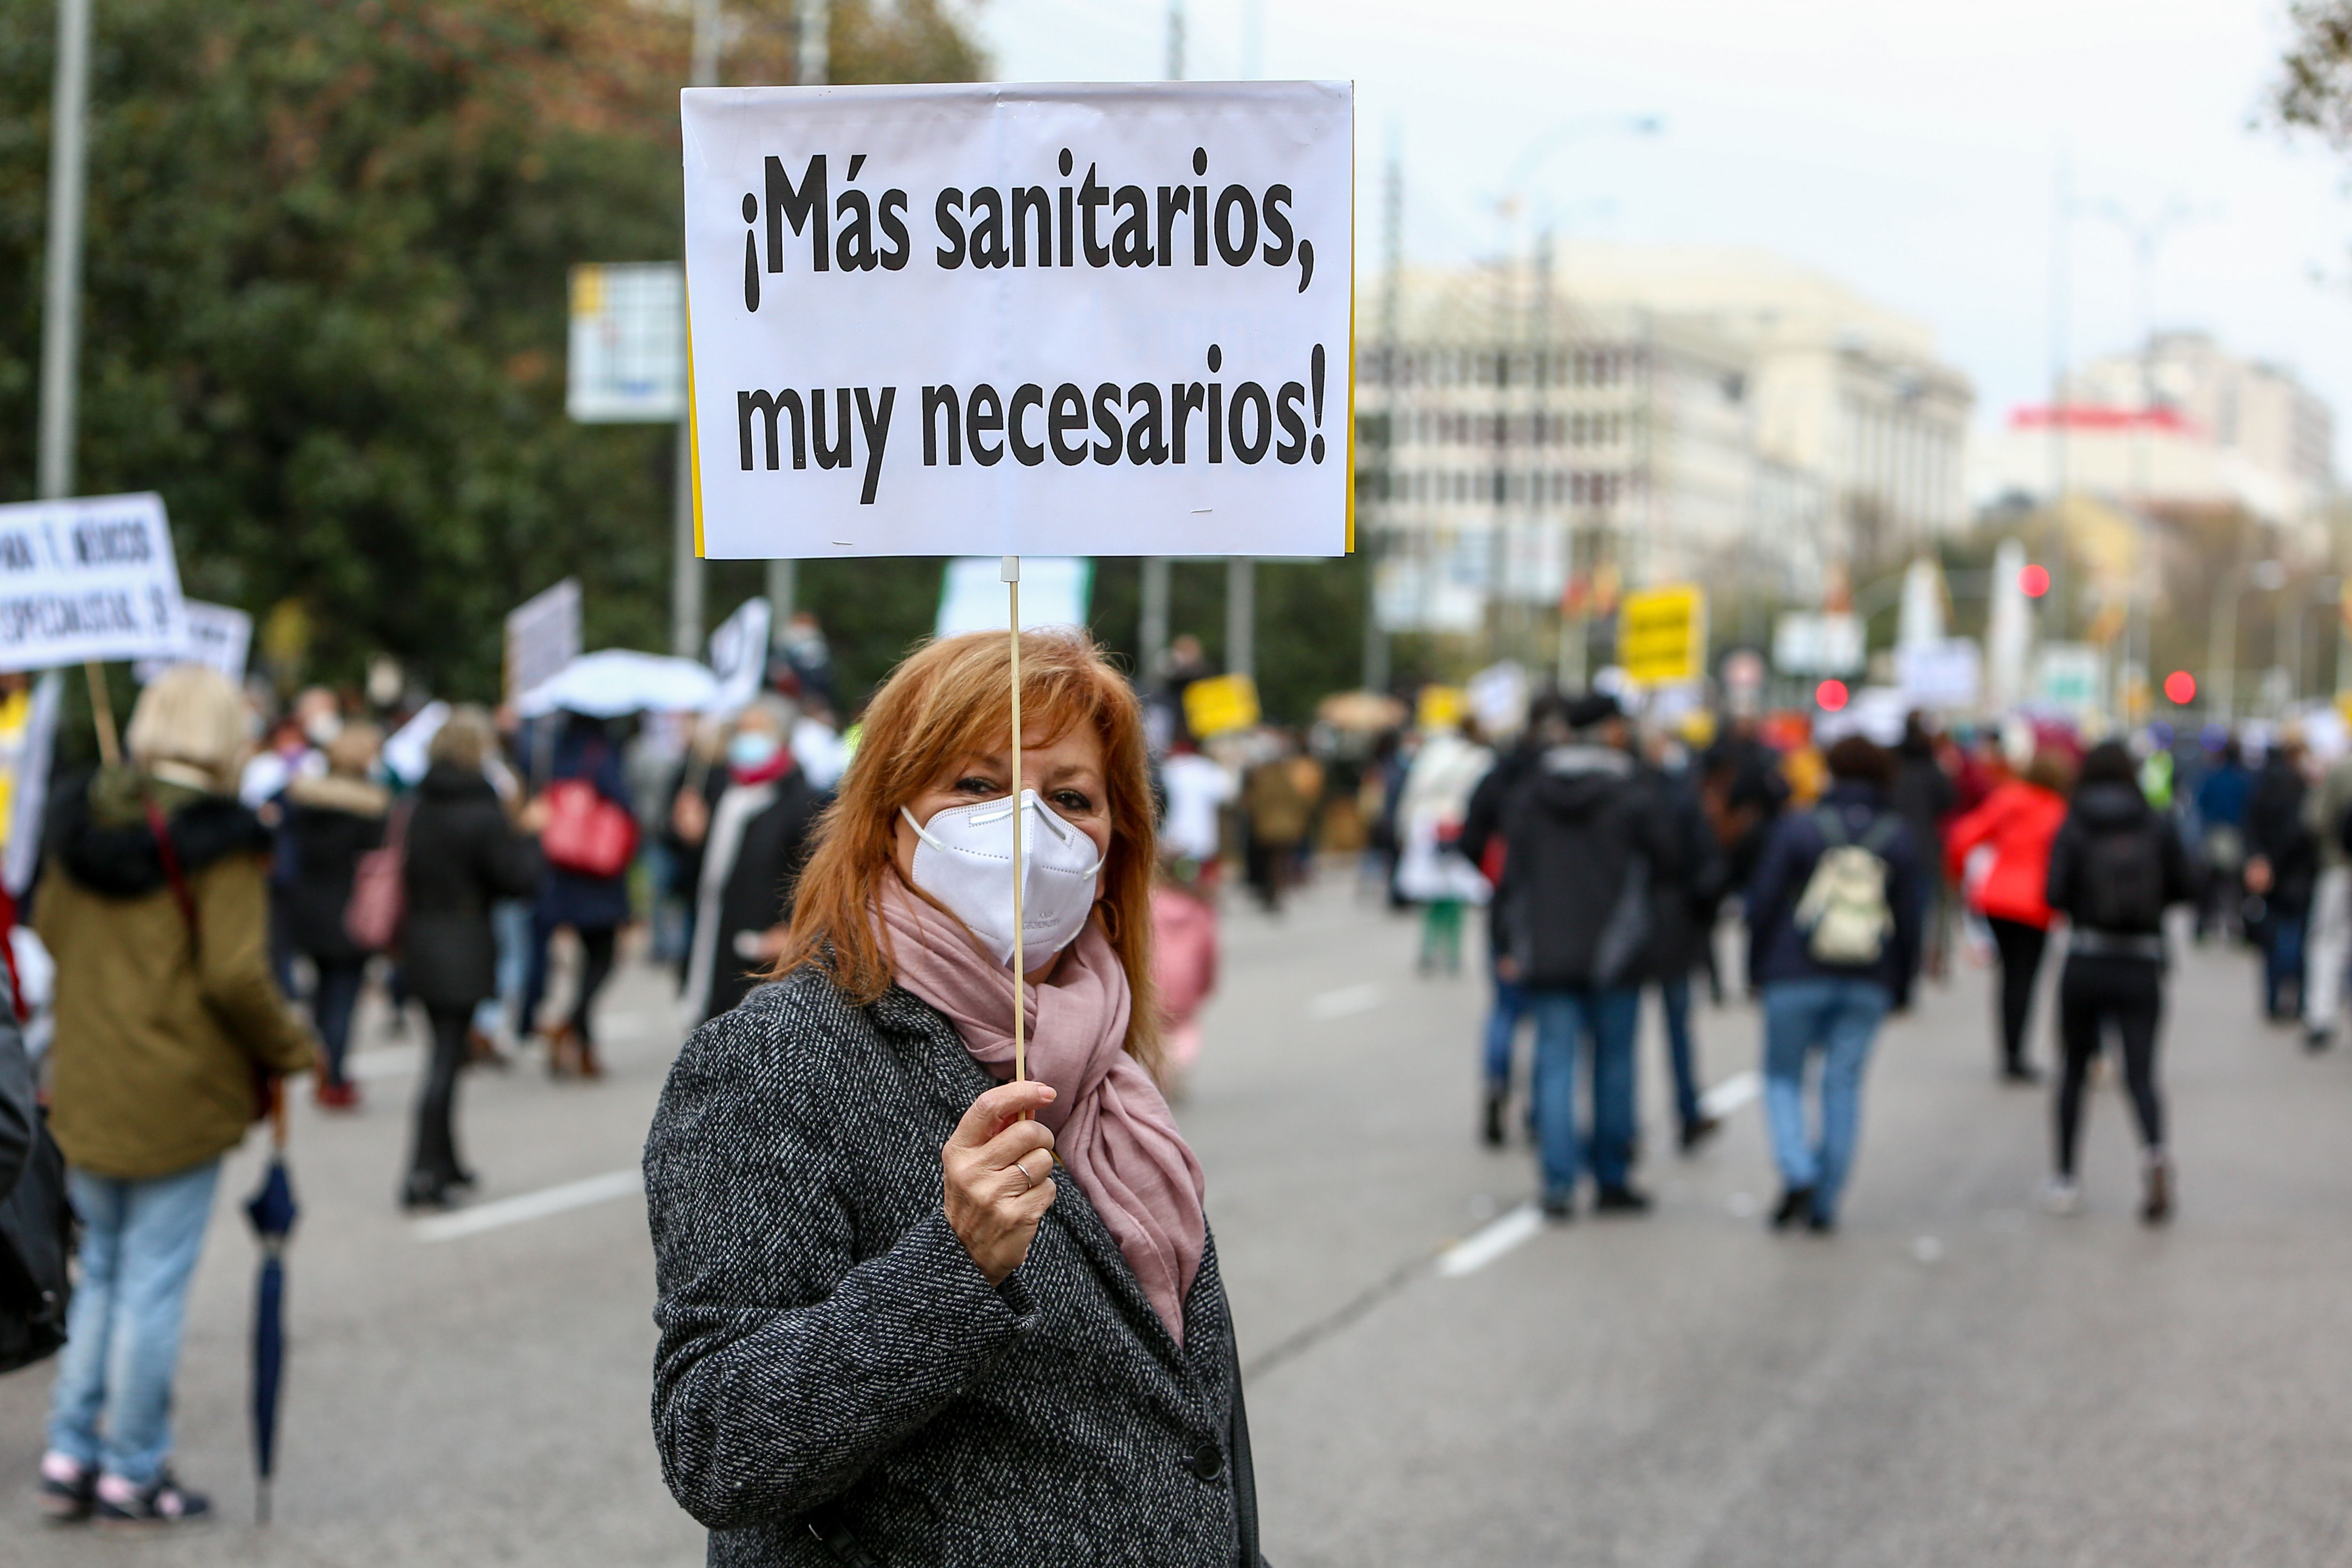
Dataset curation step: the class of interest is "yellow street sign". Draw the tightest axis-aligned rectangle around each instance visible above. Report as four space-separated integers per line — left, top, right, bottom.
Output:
1618 584 1707 686
1416 684 1466 730
1184 673 1261 738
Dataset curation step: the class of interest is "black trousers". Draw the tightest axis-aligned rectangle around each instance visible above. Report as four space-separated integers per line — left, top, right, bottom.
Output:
408 1005 474 1188
2055 953 2167 1177
1985 915 2048 1070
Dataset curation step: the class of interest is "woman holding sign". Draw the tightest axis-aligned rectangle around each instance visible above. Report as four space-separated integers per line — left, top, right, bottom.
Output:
644 630 1264 1567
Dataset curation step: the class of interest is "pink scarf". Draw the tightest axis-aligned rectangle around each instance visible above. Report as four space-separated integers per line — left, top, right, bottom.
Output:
878 881 1206 1344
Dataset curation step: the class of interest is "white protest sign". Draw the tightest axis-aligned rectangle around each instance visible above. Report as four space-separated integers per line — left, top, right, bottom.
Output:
682 82 1354 560
705 596 774 714
504 579 582 707
0 493 187 673
569 263 686 423
136 600 251 685
1895 637 1981 711
936 557 1092 637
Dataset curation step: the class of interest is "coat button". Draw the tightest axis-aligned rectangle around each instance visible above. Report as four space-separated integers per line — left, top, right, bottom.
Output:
1190 1442 1224 1481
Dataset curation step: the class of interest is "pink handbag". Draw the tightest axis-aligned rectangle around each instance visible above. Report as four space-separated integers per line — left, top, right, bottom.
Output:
343 804 410 953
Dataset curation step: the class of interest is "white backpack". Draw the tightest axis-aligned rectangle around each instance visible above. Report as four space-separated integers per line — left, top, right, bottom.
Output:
1794 809 1898 966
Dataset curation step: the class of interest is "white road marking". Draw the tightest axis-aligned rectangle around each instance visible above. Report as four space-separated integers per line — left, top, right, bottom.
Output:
1699 1070 1761 1119
1436 1203 1545 1278
348 1045 423 1082
412 1168 642 1243
1308 982 1384 1021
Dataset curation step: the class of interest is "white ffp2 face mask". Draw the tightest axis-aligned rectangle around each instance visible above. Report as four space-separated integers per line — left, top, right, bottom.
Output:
901 790 1107 969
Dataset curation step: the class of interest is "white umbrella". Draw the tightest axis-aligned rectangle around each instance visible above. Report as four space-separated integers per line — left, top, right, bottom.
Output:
518 651 719 719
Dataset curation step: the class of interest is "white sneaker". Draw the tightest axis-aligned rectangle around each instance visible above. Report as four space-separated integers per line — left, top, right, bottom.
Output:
2039 1177 2083 1216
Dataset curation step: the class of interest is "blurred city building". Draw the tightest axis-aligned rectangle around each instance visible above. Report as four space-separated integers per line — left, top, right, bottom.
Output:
1360 243 1974 648
1973 332 2338 540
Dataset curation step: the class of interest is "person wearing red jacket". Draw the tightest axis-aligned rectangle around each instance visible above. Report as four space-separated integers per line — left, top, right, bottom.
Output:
1945 748 2076 1082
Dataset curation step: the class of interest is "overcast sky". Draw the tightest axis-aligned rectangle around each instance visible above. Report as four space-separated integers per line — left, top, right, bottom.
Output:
972 0 2352 464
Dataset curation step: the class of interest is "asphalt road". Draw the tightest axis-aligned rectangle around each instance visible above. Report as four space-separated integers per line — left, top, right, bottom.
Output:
2 881 2347 1566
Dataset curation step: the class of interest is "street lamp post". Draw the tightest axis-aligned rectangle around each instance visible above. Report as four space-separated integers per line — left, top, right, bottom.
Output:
2211 559 2284 724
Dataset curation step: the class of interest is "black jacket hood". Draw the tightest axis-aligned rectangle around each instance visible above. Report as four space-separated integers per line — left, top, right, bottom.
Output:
52 768 271 899
1530 743 1634 822
419 761 500 803
2071 780 2150 833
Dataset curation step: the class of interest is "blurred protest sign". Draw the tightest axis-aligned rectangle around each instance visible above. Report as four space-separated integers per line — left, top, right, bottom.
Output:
681 81 1354 560
2035 643 2105 711
1618 585 1706 686
569 264 686 423
1774 611 1864 677
706 596 773 714
1895 637 1981 710
936 557 1091 638
0 672 62 895
1184 673 1260 739
383 700 450 788
1466 661 1528 736
1416 684 1466 730
136 600 251 685
0 493 187 673
505 579 582 707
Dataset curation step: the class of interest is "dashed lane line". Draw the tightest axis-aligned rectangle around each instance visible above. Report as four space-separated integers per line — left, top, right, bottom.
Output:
412 1168 642 1243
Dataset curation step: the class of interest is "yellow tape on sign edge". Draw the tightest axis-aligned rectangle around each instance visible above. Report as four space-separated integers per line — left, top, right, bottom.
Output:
1345 89 1357 557
686 274 706 559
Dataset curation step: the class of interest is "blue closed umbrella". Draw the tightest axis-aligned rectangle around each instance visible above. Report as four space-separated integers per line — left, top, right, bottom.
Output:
243 1106 298 1526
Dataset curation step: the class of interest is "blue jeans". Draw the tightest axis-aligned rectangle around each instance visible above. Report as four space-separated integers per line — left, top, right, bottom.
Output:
1483 972 1531 1090
310 955 367 1085
1762 978 1890 1223
47 1160 222 1484
473 898 533 1040
1657 974 1703 1133
2265 915 2306 1018
1529 986 1640 1197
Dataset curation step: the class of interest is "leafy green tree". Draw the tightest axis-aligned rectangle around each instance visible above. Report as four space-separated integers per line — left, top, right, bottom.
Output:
0 0 984 700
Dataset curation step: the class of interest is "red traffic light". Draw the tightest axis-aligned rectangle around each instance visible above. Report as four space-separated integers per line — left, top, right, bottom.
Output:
1816 679 1849 712
2164 670 2196 705
2019 564 2050 598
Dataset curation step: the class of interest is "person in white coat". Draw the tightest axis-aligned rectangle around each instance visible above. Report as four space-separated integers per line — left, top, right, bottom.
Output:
1395 720 1495 974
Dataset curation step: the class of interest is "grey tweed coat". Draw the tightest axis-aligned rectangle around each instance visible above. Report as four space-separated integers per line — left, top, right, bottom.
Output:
644 966 1265 1567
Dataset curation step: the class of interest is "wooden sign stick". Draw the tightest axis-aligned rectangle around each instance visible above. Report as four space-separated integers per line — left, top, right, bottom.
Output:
1004 555 1025 1083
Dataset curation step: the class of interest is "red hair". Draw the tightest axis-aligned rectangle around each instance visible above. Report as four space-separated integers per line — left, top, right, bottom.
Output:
773 629 1162 1072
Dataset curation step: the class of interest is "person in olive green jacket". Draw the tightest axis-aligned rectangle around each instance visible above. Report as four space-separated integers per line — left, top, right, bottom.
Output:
33 666 315 1530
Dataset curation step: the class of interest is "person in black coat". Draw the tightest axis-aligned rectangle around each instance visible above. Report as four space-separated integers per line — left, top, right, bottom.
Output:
675 698 826 1025
2041 741 2196 1223
1635 735 1728 1153
280 724 388 1108
397 709 543 1210
521 710 635 1077
1458 695 1564 1147
2243 736 2316 1020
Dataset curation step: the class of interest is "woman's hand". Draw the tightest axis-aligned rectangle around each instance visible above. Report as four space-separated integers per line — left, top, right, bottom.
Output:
517 796 552 835
942 1081 1059 1286
2245 855 2273 895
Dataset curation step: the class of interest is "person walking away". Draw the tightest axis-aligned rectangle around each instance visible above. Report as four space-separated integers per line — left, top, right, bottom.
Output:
1498 694 1677 1219
1395 718 1494 974
1890 712 1956 981
2244 735 2316 1023
397 709 544 1210
521 709 634 1076
2040 740 2194 1222
282 722 387 1108
1157 736 1235 885
678 698 825 1027
1637 728 1728 1153
1944 748 2074 1083
1239 738 1311 914
33 667 316 1526
644 630 1264 1566
2298 741 2352 1051
1150 856 1219 1096
2193 736 2253 941
1460 699 1563 1146
1745 736 1922 1235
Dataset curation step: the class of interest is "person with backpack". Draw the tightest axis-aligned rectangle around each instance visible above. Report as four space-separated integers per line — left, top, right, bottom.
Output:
2041 740 2196 1221
1745 735 1923 1235
519 709 635 1077
1492 693 1681 1220
32 667 318 1527
1944 747 2075 1083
